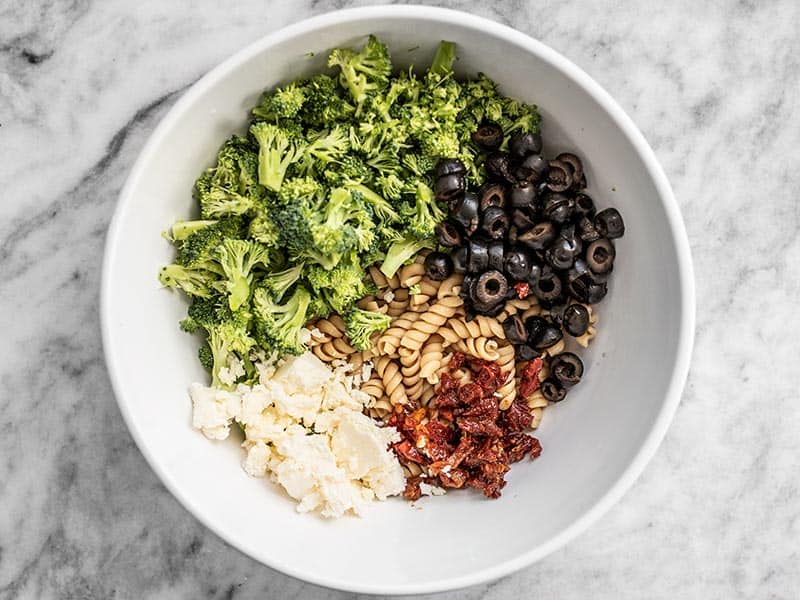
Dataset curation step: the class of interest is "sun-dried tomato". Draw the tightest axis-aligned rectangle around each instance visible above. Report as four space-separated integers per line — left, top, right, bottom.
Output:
437 467 468 488
503 432 537 463
514 281 530 299
529 437 543 459
474 362 504 393
393 439 426 464
458 382 484 406
518 357 544 400
457 415 504 437
435 388 460 409
449 352 466 372
423 420 454 462
458 395 499 419
403 476 423 501
500 398 533 432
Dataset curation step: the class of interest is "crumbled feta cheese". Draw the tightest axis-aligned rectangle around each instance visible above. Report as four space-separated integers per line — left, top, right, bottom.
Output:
189 383 241 440
383 290 395 303
309 327 325 339
189 352 405 517
217 356 246 387
419 482 447 497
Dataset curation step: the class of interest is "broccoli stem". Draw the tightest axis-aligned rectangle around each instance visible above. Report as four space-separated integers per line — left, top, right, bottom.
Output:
380 236 434 278
170 220 218 241
430 41 456 75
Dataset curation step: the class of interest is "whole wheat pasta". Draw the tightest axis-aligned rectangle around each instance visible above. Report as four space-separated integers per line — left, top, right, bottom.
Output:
399 347 424 402
360 373 384 401
374 355 408 407
574 304 598 348
454 338 500 362
368 265 400 290
386 288 410 317
544 338 566 357
497 296 537 321
419 334 446 384
527 389 548 410
410 292 431 308
366 397 393 421
377 309 421 355
398 262 426 288
419 380 436 407
495 342 517 410
441 316 505 345
520 304 543 321
356 295 388 314
314 315 346 339
400 295 462 352
436 273 464 299
311 337 355 363
417 276 441 298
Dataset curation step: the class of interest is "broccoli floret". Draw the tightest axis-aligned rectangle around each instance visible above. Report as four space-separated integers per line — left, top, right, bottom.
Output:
261 263 304 300
252 82 306 121
300 126 350 174
250 122 306 192
168 220 218 242
175 216 244 268
301 73 355 128
248 213 280 247
380 235 435 278
206 316 256 389
158 264 219 298
252 285 312 356
214 239 272 310
307 294 331 319
305 253 371 314
328 35 391 113
430 40 457 76
194 137 264 218
180 295 222 333
274 187 377 269
344 307 391 351
323 155 372 187
401 181 446 239
347 183 399 223
373 172 404 201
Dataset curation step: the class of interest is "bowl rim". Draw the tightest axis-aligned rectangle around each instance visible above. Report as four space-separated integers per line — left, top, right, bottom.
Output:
100 4 696 595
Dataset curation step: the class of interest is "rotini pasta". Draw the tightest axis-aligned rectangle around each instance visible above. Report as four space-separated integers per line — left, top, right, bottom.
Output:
436 273 464 299
374 355 408 407
400 295 462 352
495 342 516 410
377 309 421 355
454 338 500 362
386 288 410 317
368 265 399 290
398 262 426 288
311 337 355 362
399 346 424 402
419 334 445 384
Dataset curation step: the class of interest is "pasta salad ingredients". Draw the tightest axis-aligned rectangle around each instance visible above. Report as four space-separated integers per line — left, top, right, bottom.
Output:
190 352 405 517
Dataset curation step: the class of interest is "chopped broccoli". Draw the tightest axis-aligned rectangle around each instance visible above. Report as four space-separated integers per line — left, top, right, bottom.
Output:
380 235 435 279
252 285 312 356
169 220 218 242
429 40 456 76
301 73 354 127
261 263 304 300
214 239 272 310
252 82 306 121
305 253 371 314
344 307 392 351
158 264 218 298
328 35 391 113
401 181 446 239
249 122 306 192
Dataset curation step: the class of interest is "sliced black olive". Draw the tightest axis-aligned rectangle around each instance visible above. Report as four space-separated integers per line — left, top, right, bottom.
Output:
473 299 506 318
507 224 520 245
460 274 476 303
526 262 542 286
563 303 590 336
424 251 454 281
508 131 543 158
568 273 608 304
586 238 616 274
524 316 547 341
471 121 504 150
595 207 625 239
511 207 537 230
487 241 505 271
545 233 582 271
435 158 466 179
574 193 596 219
434 173 466 204
565 258 590 283
556 153 583 189
452 192 480 236
516 344 539 361
452 246 468 274
546 159 573 192
474 270 508 305
518 221 556 250
504 247 532 281
480 206 509 240
515 153 549 182
478 182 508 211
541 378 567 403
577 215 601 243
484 151 515 183
437 219 463 248
531 323 563 351
510 181 537 209
549 303 568 326
550 352 584 387
502 314 528 344
467 238 489 273
542 193 574 224
532 268 563 301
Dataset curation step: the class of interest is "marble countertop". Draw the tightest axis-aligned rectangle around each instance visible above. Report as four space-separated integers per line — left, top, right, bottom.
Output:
2 0 798 598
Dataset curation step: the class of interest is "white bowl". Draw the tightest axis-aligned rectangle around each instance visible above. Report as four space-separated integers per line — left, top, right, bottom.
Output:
101 5 694 595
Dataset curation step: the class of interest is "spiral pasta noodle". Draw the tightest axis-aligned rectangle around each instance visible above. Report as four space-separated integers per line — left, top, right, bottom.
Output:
368 265 399 290
399 347 424 402
374 355 408 407
440 316 505 346
386 288 410 317
436 273 463 299
495 342 517 410
400 295 462 352
398 262 426 288
419 334 445 384
454 337 500 362
377 309 421 355
311 337 355 362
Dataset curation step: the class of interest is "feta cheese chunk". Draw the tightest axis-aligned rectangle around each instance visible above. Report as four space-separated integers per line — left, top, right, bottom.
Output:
189 383 241 440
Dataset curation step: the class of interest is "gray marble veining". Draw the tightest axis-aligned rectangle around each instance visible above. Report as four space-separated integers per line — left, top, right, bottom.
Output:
1 0 799 598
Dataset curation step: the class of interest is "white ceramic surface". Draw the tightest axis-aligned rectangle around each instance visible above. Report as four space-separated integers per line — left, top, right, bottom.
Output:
101 6 694 595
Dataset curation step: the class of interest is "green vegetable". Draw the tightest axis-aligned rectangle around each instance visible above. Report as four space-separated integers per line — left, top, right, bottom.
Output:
161 35 541 373
344 307 392 351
